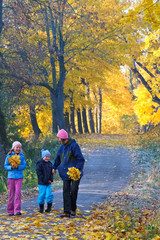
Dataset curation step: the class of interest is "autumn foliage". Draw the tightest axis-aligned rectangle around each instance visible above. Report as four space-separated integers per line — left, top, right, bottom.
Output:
1 0 159 138
67 167 81 181
8 154 21 168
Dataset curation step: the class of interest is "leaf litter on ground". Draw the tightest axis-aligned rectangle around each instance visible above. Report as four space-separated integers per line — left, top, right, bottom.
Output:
0 134 159 239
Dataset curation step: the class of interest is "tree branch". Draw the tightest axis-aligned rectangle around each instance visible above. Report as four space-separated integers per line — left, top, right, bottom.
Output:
135 61 155 78
131 67 160 105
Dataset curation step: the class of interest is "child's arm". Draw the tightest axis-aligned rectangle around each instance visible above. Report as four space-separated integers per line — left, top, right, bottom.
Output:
17 154 27 171
36 162 44 182
4 155 12 171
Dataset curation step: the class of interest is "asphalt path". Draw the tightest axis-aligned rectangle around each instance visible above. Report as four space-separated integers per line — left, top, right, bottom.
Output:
1 146 132 215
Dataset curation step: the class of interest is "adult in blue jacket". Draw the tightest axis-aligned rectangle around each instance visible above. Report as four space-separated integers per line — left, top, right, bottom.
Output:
53 129 85 218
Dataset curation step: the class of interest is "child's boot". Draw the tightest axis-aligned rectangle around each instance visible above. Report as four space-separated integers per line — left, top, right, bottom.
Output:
39 204 44 213
45 203 52 212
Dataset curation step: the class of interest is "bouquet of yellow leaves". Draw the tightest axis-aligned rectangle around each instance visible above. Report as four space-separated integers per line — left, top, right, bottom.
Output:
67 167 81 181
8 154 21 168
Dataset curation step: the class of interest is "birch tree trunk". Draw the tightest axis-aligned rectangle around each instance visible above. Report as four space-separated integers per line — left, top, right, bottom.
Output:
86 82 95 133
95 105 98 133
98 88 102 134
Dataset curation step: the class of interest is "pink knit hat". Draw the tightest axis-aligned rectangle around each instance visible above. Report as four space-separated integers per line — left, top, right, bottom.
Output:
57 129 68 139
12 141 22 149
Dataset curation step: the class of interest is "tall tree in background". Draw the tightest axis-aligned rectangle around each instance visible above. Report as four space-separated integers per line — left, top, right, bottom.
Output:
0 0 8 168
1 0 154 137
98 88 102 134
127 0 160 130
1 0 136 134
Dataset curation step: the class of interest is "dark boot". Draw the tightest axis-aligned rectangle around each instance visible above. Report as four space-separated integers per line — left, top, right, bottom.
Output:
39 204 44 213
45 203 52 212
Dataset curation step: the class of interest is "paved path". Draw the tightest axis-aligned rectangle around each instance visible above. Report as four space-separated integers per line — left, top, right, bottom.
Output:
0 146 132 215
24 146 132 214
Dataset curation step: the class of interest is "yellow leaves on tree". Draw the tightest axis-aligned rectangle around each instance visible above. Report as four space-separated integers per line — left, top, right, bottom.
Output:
140 29 160 95
126 0 160 31
8 154 21 168
133 85 160 126
67 167 81 181
12 104 52 140
102 69 133 133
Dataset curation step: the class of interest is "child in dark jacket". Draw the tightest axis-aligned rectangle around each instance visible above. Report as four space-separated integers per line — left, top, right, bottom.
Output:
36 149 54 213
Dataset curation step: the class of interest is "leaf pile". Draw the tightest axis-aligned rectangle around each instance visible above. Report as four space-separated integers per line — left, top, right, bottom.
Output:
67 167 81 181
0 194 159 240
8 155 21 168
78 193 160 240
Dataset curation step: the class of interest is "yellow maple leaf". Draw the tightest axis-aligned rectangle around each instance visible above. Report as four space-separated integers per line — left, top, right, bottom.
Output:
8 154 21 168
67 167 81 181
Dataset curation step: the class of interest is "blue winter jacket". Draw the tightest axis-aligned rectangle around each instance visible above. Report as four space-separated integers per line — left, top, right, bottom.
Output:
4 152 26 179
36 159 53 185
53 138 85 180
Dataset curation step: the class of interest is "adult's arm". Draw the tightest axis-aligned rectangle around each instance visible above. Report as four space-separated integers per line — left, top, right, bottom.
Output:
72 143 85 170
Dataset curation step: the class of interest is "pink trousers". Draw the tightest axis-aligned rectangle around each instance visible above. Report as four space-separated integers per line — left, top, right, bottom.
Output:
7 178 23 215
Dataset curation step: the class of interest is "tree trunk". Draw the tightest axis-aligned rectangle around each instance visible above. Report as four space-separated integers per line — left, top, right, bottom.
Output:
0 2 8 169
69 90 76 133
82 107 89 133
70 104 76 133
56 83 66 130
88 108 95 133
86 82 95 133
29 105 42 139
98 88 102 134
77 108 83 134
64 111 70 133
0 107 8 168
45 7 66 132
50 91 58 133
129 69 134 91
0 0 3 35
95 105 98 133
